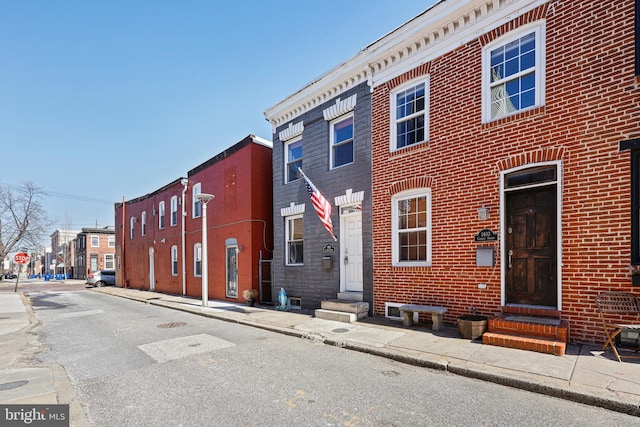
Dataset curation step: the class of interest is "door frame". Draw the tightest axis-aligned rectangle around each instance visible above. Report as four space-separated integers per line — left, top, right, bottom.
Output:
339 205 363 293
148 246 155 291
499 160 562 308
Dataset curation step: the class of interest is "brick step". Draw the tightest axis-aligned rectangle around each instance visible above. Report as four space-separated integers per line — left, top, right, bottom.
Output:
488 315 569 343
482 332 567 356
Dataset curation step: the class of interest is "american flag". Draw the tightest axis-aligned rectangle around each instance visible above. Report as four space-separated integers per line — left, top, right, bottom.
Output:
300 170 337 241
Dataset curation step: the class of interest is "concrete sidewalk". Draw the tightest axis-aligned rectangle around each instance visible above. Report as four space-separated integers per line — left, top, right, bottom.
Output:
1 287 639 417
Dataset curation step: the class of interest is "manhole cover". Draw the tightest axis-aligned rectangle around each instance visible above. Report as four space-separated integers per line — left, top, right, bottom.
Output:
157 322 187 329
0 380 29 391
381 370 399 377
332 328 350 333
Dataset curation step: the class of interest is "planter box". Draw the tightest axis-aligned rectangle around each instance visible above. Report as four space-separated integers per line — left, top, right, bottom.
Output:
457 315 488 340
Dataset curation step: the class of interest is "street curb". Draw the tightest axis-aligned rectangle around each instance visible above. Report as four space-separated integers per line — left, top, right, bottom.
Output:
92 289 640 417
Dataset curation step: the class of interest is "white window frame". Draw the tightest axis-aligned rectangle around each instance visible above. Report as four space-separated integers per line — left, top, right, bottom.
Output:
285 137 303 183
193 183 202 218
170 196 178 227
194 243 202 277
390 77 429 152
482 22 545 123
158 201 166 229
141 211 147 236
285 214 304 266
90 235 99 247
171 245 178 276
108 236 115 247
104 253 114 269
330 114 354 169
391 188 432 267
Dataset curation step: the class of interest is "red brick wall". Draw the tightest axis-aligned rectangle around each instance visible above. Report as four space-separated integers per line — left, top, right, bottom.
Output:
371 0 640 343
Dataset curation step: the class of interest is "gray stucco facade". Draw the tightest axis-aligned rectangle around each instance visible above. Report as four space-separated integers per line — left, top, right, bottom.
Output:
270 82 373 311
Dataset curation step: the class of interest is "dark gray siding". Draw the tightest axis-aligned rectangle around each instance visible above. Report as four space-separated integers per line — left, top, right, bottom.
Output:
271 82 373 311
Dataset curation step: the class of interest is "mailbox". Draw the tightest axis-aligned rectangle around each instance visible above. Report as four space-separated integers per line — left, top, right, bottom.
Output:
476 246 494 267
322 256 333 270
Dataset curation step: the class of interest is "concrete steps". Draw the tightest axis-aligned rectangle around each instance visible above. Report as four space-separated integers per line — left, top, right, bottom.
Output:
482 309 569 356
315 299 369 323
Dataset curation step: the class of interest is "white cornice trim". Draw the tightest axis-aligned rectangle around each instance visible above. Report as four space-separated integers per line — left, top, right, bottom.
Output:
280 202 305 217
278 122 304 142
335 189 365 207
323 94 358 122
264 0 547 129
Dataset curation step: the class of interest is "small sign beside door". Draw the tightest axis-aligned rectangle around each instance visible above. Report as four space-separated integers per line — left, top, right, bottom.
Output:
474 229 498 242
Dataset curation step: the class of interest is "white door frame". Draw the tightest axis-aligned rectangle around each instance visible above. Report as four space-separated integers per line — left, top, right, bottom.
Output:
149 247 155 291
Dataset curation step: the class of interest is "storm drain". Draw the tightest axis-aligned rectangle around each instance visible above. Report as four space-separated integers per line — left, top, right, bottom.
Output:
0 380 29 391
157 322 187 329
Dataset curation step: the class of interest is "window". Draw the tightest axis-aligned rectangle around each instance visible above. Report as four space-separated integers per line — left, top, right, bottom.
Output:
108 236 115 247
91 235 99 247
194 243 202 276
141 211 147 236
158 201 165 229
331 115 354 169
391 78 428 150
193 183 202 218
105 254 114 269
130 217 135 240
392 189 432 266
286 215 303 265
170 196 178 226
483 24 544 122
171 245 178 276
285 138 303 183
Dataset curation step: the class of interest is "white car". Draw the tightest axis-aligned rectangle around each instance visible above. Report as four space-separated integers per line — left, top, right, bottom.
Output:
85 270 116 287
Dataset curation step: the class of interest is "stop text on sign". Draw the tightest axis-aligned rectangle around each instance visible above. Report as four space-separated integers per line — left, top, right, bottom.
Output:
14 252 30 264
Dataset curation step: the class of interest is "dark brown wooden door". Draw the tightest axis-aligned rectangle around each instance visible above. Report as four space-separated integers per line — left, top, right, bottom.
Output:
505 186 557 307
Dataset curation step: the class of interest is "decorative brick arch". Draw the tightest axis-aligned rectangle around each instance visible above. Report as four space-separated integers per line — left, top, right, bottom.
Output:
383 63 432 92
496 147 565 172
388 176 434 195
478 4 550 47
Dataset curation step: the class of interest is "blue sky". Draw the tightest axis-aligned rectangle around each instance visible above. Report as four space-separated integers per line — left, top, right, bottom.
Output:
1 0 437 236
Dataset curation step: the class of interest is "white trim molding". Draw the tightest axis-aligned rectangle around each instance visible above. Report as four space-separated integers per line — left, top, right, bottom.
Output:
279 122 304 142
323 94 358 122
280 202 306 217
335 188 364 207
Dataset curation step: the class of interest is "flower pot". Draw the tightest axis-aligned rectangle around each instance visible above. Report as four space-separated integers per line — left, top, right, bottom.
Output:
246 298 255 307
457 315 488 340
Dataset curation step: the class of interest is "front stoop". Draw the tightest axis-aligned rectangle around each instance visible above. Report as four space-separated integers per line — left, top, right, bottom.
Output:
315 300 369 323
482 312 569 357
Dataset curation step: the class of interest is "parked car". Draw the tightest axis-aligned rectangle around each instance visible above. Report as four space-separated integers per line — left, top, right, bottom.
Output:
4 273 17 279
85 270 116 287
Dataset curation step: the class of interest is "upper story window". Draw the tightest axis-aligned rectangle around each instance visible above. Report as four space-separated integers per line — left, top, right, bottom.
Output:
108 236 115 247
286 215 304 265
331 115 354 169
141 211 147 236
170 196 178 227
158 201 165 229
130 217 135 240
483 23 545 122
91 235 99 247
392 188 432 267
391 78 428 151
193 183 202 218
285 138 303 183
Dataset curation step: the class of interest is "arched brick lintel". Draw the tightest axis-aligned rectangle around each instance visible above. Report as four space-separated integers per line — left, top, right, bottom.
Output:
496 147 565 172
388 176 434 195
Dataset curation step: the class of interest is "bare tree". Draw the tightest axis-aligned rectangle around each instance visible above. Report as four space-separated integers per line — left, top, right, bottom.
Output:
0 181 53 278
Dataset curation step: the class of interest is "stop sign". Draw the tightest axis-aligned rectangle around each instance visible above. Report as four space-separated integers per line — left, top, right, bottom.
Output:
14 252 30 264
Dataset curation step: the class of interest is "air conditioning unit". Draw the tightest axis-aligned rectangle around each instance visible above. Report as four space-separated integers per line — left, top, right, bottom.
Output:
616 328 640 348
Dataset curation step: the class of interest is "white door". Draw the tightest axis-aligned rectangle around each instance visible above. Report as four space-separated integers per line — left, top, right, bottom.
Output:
341 211 363 292
149 247 155 291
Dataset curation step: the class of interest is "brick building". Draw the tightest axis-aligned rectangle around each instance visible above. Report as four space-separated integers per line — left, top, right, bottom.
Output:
74 227 116 279
264 0 639 347
115 135 273 304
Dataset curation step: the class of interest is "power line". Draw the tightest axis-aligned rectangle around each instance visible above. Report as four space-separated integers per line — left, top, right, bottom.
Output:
0 181 115 205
